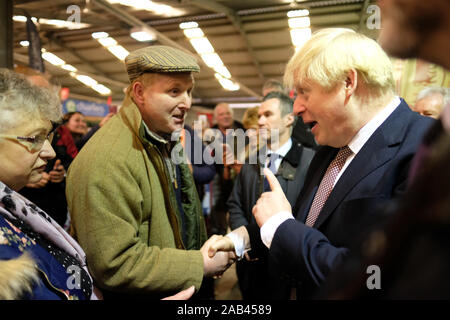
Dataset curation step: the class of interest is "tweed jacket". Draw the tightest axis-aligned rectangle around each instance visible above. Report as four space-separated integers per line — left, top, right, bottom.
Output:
66 96 207 298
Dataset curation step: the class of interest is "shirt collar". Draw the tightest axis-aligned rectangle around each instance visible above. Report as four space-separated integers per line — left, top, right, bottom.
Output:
268 138 292 158
348 96 401 155
142 122 182 147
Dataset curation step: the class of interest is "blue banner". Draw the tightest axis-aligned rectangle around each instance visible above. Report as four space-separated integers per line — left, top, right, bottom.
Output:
62 99 110 117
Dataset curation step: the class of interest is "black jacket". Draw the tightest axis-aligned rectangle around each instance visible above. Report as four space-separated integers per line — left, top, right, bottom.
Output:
227 139 315 299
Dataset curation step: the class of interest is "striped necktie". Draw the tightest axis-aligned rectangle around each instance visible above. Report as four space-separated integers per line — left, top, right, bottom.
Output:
305 146 353 227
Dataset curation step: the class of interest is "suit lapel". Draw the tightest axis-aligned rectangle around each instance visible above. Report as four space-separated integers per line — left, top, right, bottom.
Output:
312 101 413 229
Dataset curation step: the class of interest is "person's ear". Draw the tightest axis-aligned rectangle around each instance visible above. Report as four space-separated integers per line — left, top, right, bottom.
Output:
284 112 295 128
132 81 145 107
344 68 358 99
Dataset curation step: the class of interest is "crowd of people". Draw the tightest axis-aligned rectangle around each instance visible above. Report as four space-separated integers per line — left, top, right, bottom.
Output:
0 0 449 300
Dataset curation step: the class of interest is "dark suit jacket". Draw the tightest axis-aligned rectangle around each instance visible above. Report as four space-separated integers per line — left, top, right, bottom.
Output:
227 139 315 299
267 100 435 298
228 140 315 230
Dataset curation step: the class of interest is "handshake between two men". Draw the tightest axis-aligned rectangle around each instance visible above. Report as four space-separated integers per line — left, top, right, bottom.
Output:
203 168 291 275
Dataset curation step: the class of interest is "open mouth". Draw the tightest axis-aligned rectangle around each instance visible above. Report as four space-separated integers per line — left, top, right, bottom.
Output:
35 164 47 172
173 114 184 121
305 121 317 130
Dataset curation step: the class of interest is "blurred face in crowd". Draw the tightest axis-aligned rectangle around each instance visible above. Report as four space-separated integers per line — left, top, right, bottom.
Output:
293 79 356 148
258 98 293 146
214 103 233 130
66 112 87 135
134 72 193 136
414 93 444 119
377 0 446 58
0 118 56 191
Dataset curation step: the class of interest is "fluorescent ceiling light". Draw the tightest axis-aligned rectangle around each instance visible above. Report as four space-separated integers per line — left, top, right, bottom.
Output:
70 72 112 96
217 76 240 91
92 32 129 60
201 53 223 68
107 45 129 60
183 28 204 39
214 65 231 79
107 0 183 16
39 18 90 29
179 21 198 29
130 30 157 42
13 16 37 23
92 83 112 95
189 37 214 54
287 9 310 18
92 32 109 39
42 52 66 66
288 16 311 29
20 40 29 47
180 21 239 92
290 28 312 47
13 15 89 29
60 64 77 72
98 37 118 47
75 75 98 87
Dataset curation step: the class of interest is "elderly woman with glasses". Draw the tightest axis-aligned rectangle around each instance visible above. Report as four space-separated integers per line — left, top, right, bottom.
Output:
0 68 100 300
0 69 195 300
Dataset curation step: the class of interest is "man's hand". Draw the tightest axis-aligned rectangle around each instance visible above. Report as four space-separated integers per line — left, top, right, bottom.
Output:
48 159 65 183
201 235 236 278
208 236 235 258
252 168 291 227
26 172 50 188
161 286 195 300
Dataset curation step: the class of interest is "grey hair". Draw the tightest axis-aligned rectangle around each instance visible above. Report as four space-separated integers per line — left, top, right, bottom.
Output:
0 68 62 133
214 102 233 118
416 86 450 107
262 79 285 95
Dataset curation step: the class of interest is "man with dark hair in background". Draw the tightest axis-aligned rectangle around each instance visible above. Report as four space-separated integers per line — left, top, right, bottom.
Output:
227 91 315 299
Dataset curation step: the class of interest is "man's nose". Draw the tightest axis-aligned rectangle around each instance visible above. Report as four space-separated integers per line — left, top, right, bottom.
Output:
258 116 266 127
179 92 192 110
293 97 305 115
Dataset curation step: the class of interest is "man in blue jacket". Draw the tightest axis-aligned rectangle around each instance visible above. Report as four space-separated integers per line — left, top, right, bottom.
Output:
210 28 434 299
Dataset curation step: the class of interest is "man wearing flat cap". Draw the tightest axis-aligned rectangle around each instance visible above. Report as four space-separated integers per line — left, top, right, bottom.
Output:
66 46 235 299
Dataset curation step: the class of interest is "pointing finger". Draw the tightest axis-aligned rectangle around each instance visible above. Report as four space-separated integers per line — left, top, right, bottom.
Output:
264 168 282 192
53 159 61 169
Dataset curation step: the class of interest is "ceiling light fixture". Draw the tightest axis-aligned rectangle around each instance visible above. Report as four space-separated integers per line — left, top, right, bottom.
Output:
13 15 90 29
91 32 129 61
130 27 157 42
107 0 183 17
287 9 311 49
180 21 239 92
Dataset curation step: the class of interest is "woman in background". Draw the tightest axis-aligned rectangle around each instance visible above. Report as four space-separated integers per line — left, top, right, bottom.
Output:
64 111 114 151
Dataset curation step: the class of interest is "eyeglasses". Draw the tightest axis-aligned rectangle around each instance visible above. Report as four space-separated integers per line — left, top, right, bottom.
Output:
0 131 55 152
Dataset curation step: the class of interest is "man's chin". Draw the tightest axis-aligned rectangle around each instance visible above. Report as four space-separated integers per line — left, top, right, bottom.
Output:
28 174 41 185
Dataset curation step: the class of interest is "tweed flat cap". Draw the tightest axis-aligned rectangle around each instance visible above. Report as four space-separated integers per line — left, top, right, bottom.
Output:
125 45 200 82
